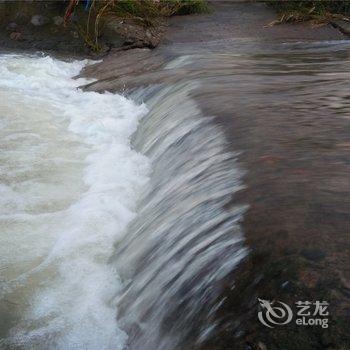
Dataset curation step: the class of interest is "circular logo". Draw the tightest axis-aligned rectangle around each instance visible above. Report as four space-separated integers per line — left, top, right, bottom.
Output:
258 298 293 328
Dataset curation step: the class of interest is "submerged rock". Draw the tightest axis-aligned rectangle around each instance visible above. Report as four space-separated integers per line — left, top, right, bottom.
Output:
9 32 22 41
52 15 63 26
300 248 326 262
30 14 49 26
6 22 17 30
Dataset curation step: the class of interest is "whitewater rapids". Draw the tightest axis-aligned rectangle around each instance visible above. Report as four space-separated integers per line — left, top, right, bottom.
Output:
0 54 246 350
0 54 150 349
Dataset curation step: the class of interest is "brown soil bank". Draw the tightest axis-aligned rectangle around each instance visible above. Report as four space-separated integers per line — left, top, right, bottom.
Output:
83 2 350 349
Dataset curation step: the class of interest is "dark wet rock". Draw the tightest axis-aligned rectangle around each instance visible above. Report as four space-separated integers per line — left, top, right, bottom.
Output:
6 22 17 30
339 272 350 297
331 20 350 36
81 47 167 92
300 249 327 262
30 14 49 26
9 32 22 41
103 18 164 49
257 342 267 350
281 280 289 288
100 19 125 48
14 12 30 25
52 15 63 26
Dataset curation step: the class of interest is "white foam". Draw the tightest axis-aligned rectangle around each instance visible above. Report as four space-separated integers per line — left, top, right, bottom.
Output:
0 54 150 349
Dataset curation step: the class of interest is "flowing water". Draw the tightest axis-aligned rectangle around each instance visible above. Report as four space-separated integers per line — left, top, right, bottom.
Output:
0 54 246 349
1 38 349 350
0 55 150 349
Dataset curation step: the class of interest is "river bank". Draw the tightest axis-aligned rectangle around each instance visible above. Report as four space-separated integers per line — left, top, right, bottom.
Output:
82 2 350 350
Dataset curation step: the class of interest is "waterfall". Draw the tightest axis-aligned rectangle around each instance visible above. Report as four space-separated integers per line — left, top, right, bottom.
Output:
112 82 247 350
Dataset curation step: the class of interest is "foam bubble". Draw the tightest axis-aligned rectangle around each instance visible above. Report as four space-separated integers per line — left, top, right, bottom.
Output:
0 54 150 349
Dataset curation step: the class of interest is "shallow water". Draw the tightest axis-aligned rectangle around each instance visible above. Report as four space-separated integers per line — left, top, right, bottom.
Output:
157 38 350 348
112 39 350 349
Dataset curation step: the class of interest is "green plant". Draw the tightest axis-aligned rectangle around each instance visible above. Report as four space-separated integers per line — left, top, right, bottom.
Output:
169 0 210 15
64 0 208 51
267 1 350 24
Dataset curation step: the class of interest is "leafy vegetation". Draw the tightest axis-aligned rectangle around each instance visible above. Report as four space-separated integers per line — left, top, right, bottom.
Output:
171 0 210 15
267 1 350 24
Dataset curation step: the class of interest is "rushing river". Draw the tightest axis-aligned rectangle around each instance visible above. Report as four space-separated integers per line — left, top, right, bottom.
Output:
1 38 349 350
0 55 150 349
0 54 246 349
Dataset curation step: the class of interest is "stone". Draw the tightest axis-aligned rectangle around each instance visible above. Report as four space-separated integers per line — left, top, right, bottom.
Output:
331 20 350 36
300 248 326 262
6 22 17 31
102 19 132 47
14 12 30 25
258 342 267 350
102 18 163 49
53 16 63 26
10 32 22 41
30 15 48 27
281 280 290 289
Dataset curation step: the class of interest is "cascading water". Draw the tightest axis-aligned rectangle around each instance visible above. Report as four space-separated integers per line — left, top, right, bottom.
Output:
0 54 246 349
112 83 247 350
